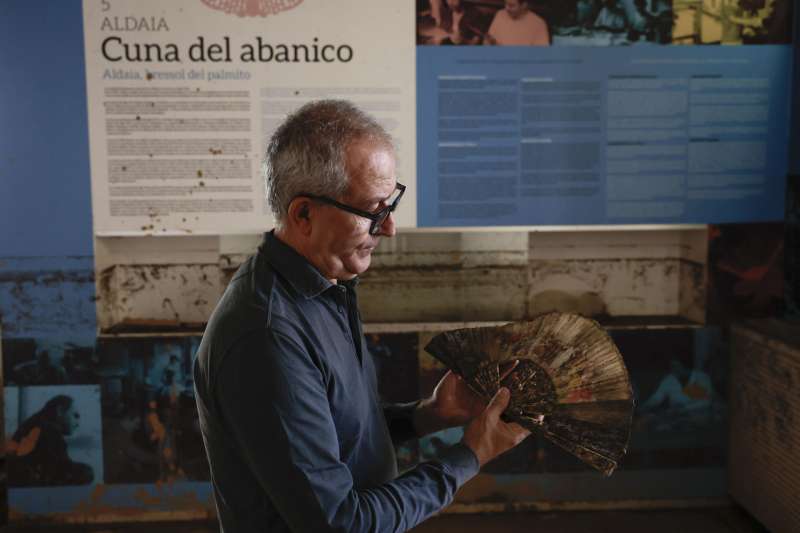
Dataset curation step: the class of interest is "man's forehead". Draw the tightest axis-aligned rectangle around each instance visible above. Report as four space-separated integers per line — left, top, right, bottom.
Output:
348 173 396 202
344 140 396 192
345 137 395 163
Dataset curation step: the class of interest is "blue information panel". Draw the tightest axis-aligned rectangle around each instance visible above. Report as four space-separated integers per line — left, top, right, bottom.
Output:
418 45 793 226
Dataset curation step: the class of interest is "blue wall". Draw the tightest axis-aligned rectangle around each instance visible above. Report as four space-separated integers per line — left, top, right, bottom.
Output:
0 0 93 258
1 2 101 520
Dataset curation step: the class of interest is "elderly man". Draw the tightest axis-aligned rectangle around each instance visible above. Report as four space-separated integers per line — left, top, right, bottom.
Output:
194 100 529 532
485 0 550 46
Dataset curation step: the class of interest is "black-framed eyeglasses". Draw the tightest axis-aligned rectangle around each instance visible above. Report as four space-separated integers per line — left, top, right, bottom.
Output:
303 182 406 235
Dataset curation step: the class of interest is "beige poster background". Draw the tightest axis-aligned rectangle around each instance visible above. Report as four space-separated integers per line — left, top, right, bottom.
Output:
83 0 416 236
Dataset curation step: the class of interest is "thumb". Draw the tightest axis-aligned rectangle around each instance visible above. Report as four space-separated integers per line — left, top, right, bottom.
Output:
485 387 511 418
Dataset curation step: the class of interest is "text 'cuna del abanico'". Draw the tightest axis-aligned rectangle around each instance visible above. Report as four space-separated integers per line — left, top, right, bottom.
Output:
101 36 354 63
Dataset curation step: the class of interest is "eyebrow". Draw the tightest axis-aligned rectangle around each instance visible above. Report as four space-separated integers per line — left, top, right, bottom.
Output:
367 187 396 205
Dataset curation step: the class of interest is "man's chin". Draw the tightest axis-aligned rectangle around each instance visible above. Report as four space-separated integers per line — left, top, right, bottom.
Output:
346 252 372 276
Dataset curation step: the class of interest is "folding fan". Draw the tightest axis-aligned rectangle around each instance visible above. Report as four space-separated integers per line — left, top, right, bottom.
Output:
425 312 634 476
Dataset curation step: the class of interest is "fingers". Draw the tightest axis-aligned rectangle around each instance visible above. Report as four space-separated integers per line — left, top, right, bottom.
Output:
505 421 526 431
506 421 530 434
443 369 465 382
485 387 511 417
504 421 531 444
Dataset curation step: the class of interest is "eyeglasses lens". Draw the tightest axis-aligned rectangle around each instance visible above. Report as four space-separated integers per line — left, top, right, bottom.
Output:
369 183 404 235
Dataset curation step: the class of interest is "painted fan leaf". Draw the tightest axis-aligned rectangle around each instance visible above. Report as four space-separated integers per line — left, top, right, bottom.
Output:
424 312 634 476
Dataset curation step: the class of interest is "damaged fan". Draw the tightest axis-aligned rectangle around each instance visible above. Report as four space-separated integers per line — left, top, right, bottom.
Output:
425 312 634 476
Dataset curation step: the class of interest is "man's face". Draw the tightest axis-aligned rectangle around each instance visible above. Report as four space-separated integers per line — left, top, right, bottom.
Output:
308 139 397 281
505 0 526 18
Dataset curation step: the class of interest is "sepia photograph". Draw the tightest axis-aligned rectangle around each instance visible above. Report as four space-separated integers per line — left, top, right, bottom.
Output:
672 0 792 44
418 0 552 46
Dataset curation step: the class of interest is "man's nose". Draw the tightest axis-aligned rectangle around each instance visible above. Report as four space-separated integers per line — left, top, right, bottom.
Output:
378 211 396 237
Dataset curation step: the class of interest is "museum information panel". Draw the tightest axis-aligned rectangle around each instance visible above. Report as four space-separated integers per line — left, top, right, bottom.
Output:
85 1 794 233
84 0 415 235
416 0 793 227
418 45 792 226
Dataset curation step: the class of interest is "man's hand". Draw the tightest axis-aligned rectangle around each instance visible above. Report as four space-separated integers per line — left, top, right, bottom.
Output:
462 387 531 466
413 370 484 436
413 361 520 437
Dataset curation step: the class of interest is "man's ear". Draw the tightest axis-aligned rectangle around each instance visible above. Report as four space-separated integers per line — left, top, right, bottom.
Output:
286 197 314 236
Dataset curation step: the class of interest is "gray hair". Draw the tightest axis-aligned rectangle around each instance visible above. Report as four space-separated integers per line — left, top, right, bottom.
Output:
264 100 394 225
